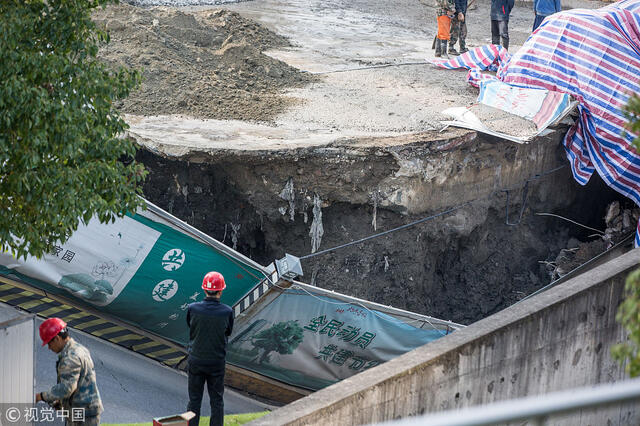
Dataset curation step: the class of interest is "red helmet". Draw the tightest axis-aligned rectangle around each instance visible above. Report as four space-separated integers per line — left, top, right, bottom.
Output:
39 318 67 346
202 271 226 291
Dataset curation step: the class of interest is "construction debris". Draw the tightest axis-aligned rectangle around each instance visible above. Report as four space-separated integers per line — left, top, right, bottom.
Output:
546 201 639 280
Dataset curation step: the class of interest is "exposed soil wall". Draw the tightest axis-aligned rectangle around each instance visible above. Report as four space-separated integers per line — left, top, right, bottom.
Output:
136 129 624 325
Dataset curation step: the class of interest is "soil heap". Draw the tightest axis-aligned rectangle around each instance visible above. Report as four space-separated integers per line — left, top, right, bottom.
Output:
94 3 314 122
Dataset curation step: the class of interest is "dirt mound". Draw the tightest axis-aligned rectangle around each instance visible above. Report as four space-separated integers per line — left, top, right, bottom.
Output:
94 4 315 121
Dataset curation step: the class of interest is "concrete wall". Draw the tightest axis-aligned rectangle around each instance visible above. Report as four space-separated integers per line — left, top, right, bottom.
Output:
0 304 35 403
252 249 640 425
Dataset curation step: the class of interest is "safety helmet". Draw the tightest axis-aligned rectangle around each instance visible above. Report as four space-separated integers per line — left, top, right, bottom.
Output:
39 318 67 346
202 271 226 291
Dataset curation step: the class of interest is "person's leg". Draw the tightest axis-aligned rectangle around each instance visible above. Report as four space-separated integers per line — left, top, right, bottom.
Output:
437 15 451 59
206 370 225 426
187 364 207 426
82 416 100 426
533 14 545 31
499 19 509 50
491 20 500 45
69 415 100 426
449 16 460 54
459 20 468 53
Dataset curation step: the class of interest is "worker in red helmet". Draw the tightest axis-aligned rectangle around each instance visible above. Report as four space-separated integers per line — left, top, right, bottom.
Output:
35 318 103 425
186 271 234 426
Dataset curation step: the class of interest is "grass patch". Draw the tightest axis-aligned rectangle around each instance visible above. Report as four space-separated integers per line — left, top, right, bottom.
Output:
102 411 269 426
224 411 269 425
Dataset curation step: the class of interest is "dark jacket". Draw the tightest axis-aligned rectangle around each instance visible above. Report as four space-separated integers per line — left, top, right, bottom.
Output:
455 0 468 14
187 297 234 368
491 0 515 20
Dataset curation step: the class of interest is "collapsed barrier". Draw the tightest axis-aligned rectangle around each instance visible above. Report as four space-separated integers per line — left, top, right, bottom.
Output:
0 199 462 401
228 281 461 392
0 200 268 346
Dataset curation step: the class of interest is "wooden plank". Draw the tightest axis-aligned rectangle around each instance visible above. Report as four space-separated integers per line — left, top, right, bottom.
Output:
225 364 311 405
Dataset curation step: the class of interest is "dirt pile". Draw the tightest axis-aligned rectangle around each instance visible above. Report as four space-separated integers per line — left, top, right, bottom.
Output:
94 4 314 121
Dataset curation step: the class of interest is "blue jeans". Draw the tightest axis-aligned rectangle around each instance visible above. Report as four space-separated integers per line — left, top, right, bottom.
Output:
187 363 225 426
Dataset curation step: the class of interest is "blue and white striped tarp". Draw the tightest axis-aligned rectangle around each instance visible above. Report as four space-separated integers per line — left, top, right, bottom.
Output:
434 0 640 244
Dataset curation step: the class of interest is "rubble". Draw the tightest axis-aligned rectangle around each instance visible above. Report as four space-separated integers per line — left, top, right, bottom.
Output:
546 201 639 281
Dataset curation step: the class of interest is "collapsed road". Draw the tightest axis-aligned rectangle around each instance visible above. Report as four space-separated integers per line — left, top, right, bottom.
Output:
95 0 632 325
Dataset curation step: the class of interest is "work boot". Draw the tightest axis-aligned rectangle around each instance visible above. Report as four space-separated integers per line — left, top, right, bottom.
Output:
441 41 450 59
435 39 442 57
459 40 469 54
448 44 459 55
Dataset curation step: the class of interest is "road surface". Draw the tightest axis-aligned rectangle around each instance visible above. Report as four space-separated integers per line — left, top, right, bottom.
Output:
34 318 272 424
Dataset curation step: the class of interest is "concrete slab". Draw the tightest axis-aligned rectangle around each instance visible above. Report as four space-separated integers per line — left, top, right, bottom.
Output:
127 0 607 155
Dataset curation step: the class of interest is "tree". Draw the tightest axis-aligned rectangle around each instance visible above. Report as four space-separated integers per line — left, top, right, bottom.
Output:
0 0 146 260
251 320 304 364
612 93 640 376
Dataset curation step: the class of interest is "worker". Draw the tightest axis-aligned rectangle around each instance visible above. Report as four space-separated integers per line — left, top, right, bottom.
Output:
533 0 561 31
435 0 456 58
186 271 234 426
36 318 103 425
449 0 469 55
491 0 515 50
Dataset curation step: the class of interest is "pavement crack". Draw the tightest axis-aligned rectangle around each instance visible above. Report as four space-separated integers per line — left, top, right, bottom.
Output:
100 359 129 393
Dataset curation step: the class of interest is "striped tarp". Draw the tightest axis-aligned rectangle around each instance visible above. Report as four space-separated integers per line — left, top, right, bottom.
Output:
433 44 511 78
434 0 640 244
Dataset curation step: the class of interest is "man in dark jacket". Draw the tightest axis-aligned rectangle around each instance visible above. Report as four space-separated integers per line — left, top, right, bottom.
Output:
449 0 469 55
186 271 234 426
491 0 515 50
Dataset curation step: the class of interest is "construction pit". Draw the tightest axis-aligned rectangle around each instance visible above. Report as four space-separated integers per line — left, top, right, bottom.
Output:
97 0 634 327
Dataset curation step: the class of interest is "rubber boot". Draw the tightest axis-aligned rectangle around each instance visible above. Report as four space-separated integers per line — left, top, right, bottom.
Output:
448 43 459 55
435 39 442 57
459 39 469 54
441 40 450 59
